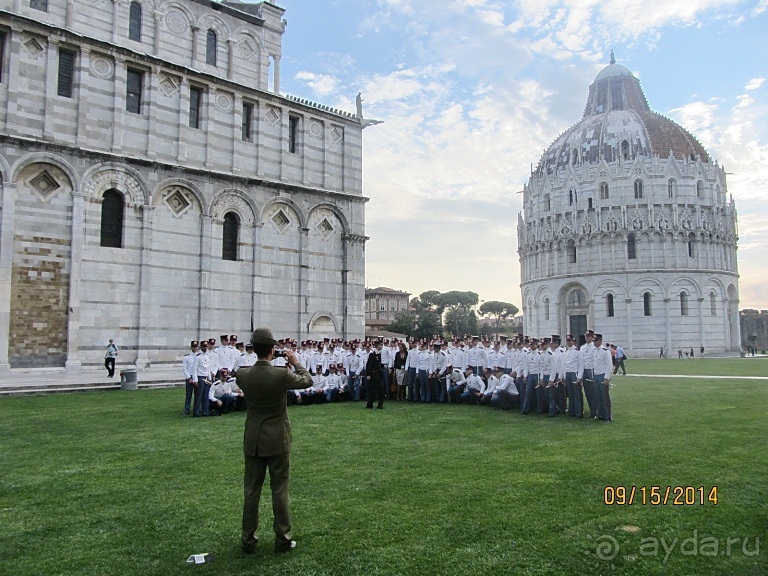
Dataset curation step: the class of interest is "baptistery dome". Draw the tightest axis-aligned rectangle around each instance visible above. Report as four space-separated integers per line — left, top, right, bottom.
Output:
518 54 740 355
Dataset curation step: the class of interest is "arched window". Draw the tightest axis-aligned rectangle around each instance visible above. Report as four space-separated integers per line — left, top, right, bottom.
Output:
568 188 576 206
599 182 609 200
634 179 643 199
680 291 689 316
643 292 652 316
128 1 142 42
668 178 676 198
567 240 577 264
627 233 637 260
544 298 550 321
100 189 124 248
622 140 630 160
544 193 550 212
688 233 695 258
607 293 615 317
696 180 704 199
206 29 217 66
222 212 239 261
572 149 579 165
710 291 717 316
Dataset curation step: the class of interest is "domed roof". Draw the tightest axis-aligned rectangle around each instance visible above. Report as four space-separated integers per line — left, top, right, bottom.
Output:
537 54 709 176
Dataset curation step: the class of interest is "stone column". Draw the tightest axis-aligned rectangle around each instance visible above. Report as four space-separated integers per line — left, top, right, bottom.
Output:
298 227 309 338
177 77 188 163
65 0 75 29
43 36 60 140
697 296 705 349
145 66 158 159
153 11 163 56
0 184 17 372
625 298 633 351
64 190 86 371
272 54 281 93
197 215 213 335
3 27 22 135
135 204 154 369
250 223 263 334
254 99 263 177
190 26 200 68
75 47 91 147
111 0 122 44
664 297 672 353
112 57 126 152
227 38 235 80
205 86 214 168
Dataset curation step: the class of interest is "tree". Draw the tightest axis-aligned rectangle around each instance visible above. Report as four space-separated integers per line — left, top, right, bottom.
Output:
411 291 444 314
479 300 519 338
386 309 443 340
438 291 479 337
444 308 477 338
386 311 417 337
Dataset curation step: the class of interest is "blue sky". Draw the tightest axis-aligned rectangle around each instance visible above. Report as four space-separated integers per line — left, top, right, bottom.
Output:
274 0 768 310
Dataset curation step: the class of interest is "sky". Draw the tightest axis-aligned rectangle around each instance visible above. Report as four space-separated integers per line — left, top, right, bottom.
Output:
273 0 768 311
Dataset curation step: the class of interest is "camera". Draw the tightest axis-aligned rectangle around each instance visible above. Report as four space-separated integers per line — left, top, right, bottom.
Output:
274 350 287 358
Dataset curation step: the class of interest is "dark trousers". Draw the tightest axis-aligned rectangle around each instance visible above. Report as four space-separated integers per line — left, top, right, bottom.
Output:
104 357 115 377
184 379 195 414
242 451 292 546
366 377 385 408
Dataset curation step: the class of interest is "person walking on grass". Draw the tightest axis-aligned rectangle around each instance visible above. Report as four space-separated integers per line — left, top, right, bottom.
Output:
238 327 312 554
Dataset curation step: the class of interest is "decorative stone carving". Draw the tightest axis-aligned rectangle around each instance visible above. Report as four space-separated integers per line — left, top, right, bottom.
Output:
265 106 281 127
271 209 290 231
317 218 334 239
84 169 144 205
237 38 256 59
89 54 114 80
23 37 45 58
330 126 343 145
162 187 192 217
165 9 189 35
215 91 234 113
29 170 61 202
158 73 180 97
308 120 324 139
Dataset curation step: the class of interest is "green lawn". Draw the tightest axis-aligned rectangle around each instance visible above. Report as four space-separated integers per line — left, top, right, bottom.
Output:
1 379 766 576
626 356 768 377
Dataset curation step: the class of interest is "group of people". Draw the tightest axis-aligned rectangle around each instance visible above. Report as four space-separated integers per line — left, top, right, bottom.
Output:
181 334 258 417
184 331 616 421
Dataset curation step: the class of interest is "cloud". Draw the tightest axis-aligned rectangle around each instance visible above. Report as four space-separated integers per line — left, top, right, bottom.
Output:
293 71 340 98
745 77 766 91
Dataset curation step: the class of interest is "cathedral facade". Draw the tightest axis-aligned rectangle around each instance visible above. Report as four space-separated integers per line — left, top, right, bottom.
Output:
518 56 740 355
0 0 367 370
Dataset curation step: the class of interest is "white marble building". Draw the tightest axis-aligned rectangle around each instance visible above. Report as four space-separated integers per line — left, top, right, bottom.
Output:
518 55 740 355
0 0 367 370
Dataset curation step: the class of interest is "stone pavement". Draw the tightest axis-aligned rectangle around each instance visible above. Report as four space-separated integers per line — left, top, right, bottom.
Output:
0 365 181 396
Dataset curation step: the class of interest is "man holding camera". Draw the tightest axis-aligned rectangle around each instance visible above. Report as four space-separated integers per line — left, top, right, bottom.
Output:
237 327 312 554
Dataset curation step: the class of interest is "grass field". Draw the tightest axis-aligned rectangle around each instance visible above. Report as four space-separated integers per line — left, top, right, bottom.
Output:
1 377 766 576
625 356 768 377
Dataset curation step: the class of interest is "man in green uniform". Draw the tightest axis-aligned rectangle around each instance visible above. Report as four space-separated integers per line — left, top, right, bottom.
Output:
237 327 312 554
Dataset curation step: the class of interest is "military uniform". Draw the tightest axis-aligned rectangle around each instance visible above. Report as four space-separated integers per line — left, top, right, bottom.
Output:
238 328 312 553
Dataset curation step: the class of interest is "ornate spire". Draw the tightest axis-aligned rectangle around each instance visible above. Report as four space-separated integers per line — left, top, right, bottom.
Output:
610 49 616 65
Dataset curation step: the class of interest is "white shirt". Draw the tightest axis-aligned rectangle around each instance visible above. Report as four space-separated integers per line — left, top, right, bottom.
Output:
581 341 596 370
496 373 518 394
593 345 614 378
182 352 196 380
465 374 486 394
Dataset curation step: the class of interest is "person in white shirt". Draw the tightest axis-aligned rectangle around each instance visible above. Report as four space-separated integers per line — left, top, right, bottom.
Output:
467 337 488 375
460 367 486 404
543 336 561 417
405 340 420 402
323 364 343 402
212 368 240 414
238 343 258 369
593 334 613 421
446 367 467 403
492 367 519 410
214 334 230 377
521 339 543 414
301 366 327 404
563 334 584 417
580 330 598 418
182 340 199 415
430 342 449 403
416 342 432 403
193 340 216 417
480 367 498 405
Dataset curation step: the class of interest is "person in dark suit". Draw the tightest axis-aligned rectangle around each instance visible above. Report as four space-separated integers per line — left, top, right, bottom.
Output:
365 340 386 409
237 327 312 554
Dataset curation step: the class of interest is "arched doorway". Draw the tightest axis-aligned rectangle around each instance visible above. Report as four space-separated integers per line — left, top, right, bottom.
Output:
563 285 589 345
308 314 337 341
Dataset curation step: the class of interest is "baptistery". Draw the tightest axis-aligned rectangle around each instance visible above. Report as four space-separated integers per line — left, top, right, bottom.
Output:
518 54 740 355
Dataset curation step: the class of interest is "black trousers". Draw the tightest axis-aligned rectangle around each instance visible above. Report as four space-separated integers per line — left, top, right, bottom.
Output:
104 357 115 377
366 377 385 408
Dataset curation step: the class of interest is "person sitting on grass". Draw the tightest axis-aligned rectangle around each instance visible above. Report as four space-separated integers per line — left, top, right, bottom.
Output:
301 365 326 404
323 364 343 402
212 368 240 414
492 367 519 410
461 367 486 404
480 367 498 405
446 366 466 403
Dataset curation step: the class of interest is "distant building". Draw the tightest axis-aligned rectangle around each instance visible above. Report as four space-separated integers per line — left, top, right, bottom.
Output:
0 0 367 370
740 310 768 352
518 54 740 355
365 287 410 331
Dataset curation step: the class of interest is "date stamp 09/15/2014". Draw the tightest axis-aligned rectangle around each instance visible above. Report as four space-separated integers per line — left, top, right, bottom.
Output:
603 485 719 506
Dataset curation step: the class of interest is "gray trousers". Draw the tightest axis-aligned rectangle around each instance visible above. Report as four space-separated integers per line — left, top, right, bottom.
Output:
242 451 293 545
